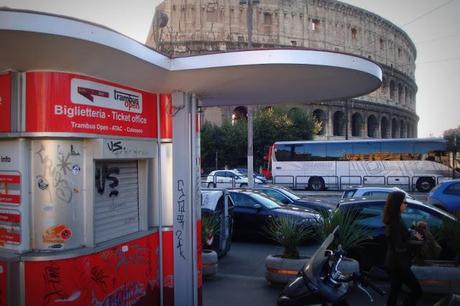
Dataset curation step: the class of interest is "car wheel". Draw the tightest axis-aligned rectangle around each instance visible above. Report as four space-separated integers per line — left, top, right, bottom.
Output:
239 183 248 188
207 182 216 188
416 177 435 192
308 177 325 191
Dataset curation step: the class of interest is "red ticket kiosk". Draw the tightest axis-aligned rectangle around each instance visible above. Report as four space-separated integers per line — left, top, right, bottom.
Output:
0 71 175 306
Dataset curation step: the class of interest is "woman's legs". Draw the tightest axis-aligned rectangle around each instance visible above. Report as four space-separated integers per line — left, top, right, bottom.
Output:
386 266 422 306
387 268 403 306
400 267 422 306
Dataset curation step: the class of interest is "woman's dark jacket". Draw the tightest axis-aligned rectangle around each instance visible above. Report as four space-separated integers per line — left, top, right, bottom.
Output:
385 217 413 269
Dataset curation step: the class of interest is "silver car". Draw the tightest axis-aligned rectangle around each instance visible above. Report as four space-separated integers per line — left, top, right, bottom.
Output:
341 186 415 200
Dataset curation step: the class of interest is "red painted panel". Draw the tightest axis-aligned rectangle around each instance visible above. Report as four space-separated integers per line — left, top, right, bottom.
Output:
0 261 7 306
25 233 161 306
0 74 11 133
160 94 173 139
162 230 174 306
197 220 203 306
25 72 158 138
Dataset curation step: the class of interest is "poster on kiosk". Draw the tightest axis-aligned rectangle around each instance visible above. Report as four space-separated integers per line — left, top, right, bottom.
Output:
0 71 176 306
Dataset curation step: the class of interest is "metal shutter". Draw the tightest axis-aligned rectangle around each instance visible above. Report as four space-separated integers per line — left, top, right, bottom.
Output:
94 161 139 244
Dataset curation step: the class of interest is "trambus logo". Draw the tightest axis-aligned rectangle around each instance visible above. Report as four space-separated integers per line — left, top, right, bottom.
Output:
71 78 143 113
114 90 140 111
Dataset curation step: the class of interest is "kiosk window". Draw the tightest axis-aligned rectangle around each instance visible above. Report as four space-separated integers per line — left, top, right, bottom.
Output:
94 161 139 244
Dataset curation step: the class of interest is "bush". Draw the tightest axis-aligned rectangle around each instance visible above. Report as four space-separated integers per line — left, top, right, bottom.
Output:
263 217 315 259
316 209 372 252
202 214 220 250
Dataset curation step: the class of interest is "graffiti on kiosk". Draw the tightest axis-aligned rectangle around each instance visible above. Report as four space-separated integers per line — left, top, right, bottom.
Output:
35 144 78 204
90 266 109 293
115 243 148 272
42 224 72 245
175 179 186 260
43 263 82 305
95 165 120 198
106 141 123 153
106 140 149 157
91 282 146 306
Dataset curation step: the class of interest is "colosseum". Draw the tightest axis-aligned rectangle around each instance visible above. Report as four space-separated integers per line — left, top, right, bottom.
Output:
147 0 418 139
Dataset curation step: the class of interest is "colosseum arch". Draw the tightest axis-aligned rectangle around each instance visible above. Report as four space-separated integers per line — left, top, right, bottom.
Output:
400 120 407 138
398 84 404 104
232 106 247 125
391 118 400 138
351 113 364 137
367 115 378 138
312 109 326 135
333 111 346 136
381 117 390 138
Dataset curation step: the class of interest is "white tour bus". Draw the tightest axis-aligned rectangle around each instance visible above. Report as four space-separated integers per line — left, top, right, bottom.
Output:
268 138 455 192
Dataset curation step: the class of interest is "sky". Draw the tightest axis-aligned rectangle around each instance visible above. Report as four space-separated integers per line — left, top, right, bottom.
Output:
1 0 459 138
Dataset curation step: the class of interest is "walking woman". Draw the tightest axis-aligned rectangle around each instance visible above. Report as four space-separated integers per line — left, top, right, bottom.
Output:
383 191 423 306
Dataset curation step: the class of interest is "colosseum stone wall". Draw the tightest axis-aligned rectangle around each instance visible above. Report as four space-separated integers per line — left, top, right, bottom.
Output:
147 0 418 138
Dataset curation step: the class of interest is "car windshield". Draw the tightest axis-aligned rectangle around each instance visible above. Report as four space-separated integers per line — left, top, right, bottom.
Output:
277 187 301 201
249 193 282 209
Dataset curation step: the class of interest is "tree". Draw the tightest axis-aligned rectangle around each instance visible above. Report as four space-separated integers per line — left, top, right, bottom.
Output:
443 126 460 150
201 106 319 172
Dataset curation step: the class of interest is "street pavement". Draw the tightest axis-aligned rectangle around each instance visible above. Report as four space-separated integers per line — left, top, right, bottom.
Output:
203 240 444 306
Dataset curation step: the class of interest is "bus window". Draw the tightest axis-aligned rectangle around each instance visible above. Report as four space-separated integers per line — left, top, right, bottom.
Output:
326 143 353 160
414 141 448 163
347 142 380 160
295 143 326 161
381 141 416 160
275 144 294 161
381 141 414 154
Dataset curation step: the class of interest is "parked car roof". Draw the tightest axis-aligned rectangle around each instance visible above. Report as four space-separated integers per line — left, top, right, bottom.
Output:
338 197 455 220
341 186 414 200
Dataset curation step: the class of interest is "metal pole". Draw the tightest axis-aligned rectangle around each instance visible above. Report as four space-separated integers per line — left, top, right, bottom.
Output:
191 94 198 306
246 0 255 186
345 99 349 140
156 94 164 306
248 106 254 187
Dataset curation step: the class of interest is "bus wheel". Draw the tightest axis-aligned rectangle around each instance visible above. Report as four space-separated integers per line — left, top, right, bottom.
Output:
208 182 216 188
416 177 435 192
308 177 325 191
239 183 248 188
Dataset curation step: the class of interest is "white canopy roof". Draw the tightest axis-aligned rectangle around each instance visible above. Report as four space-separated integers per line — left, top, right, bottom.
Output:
0 9 382 106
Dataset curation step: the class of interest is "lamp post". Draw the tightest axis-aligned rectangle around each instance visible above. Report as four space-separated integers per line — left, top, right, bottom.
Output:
240 0 259 186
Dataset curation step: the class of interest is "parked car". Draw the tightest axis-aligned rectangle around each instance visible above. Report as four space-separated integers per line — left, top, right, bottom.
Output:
248 185 336 214
206 170 263 188
228 189 320 239
233 168 267 184
427 179 460 213
341 186 415 200
201 189 234 257
337 197 456 270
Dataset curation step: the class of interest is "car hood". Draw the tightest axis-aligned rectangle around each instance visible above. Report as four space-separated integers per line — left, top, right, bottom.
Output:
295 198 337 210
272 205 319 218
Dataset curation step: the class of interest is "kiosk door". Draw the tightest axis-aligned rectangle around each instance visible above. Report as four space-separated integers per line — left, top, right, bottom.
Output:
94 161 140 244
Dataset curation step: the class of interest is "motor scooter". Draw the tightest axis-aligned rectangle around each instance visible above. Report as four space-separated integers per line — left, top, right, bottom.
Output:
278 227 384 306
278 227 460 306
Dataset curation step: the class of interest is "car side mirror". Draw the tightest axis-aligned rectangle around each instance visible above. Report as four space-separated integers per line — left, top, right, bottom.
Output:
254 204 262 211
